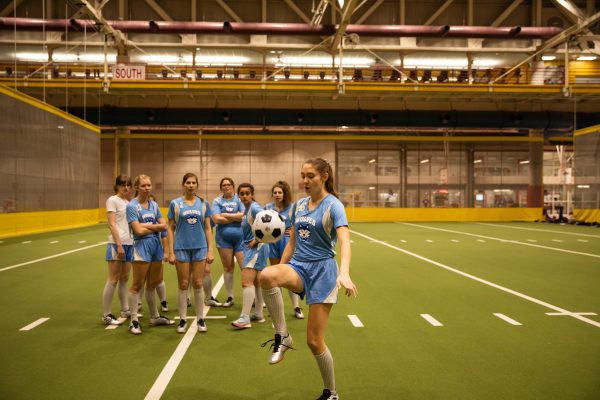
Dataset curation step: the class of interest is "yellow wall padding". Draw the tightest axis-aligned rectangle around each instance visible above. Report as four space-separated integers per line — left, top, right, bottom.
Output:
0 209 102 238
573 209 600 223
345 207 543 222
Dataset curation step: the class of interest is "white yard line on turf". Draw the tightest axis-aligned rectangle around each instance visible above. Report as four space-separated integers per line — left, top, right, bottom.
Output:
493 313 522 326
105 317 128 330
420 314 443 326
347 315 364 327
475 222 600 238
0 242 108 273
399 222 600 259
20 318 50 331
144 275 224 400
350 229 600 329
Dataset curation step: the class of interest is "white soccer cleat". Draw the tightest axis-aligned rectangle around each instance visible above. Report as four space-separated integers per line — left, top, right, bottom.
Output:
262 333 294 364
316 389 339 400
197 319 207 332
160 300 169 312
294 307 305 319
128 320 142 335
231 315 252 329
205 297 222 307
250 313 266 323
222 297 234 308
150 315 175 326
102 313 122 326
176 319 187 333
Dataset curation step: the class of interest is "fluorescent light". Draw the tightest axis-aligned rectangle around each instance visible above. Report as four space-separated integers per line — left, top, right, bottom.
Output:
420 158 430 164
404 57 467 68
541 55 556 61
368 186 376 190
194 55 250 64
577 55 597 61
519 160 530 164
473 159 483 164
15 52 49 62
368 159 376 164
340 126 349 129
139 54 180 64
577 185 590 189
472 58 502 68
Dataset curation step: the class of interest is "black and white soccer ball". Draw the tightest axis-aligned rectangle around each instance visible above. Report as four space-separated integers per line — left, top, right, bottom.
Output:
252 209 286 244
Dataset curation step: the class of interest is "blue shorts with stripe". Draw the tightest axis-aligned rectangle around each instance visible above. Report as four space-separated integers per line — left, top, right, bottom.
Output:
289 258 338 305
215 228 244 253
268 235 289 259
174 248 208 263
133 235 163 262
105 244 134 262
242 242 269 271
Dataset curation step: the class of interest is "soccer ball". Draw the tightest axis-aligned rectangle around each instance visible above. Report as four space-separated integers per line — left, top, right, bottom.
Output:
252 210 286 243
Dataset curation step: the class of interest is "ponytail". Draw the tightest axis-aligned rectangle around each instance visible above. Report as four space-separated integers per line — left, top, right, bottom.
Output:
305 158 337 198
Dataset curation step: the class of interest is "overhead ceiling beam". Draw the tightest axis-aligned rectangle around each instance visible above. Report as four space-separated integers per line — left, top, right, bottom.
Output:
424 0 455 26
215 0 243 23
284 0 311 24
330 0 360 50
355 0 385 25
550 0 600 53
470 0 524 47
1 0 25 18
66 0 129 52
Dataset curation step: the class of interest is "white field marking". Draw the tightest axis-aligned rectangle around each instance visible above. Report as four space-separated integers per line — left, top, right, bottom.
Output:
78 240 87 244
527 239 538 243
50 240 59 244
105 317 128 330
477 239 486 243
399 222 600 260
400 239 407 243
426 239 433 243
493 313 522 326
20 318 50 331
22 241 31 244
144 275 224 400
350 229 600 329
451 239 460 243
420 314 443 327
552 239 563 243
475 222 600 238
577 239 589 243
0 242 108 273
347 314 364 327
203 315 227 319
546 312 597 316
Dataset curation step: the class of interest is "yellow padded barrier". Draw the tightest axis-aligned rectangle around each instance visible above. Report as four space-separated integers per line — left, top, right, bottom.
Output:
573 209 600 224
345 207 543 222
0 209 102 238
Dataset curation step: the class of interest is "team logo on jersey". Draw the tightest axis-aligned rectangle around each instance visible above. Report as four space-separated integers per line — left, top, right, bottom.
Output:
297 222 311 241
225 205 235 212
186 217 198 225
296 202 306 213
142 213 156 223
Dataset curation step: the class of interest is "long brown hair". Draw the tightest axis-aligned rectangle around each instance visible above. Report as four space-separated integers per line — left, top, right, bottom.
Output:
272 180 292 209
182 172 204 202
304 158 337 198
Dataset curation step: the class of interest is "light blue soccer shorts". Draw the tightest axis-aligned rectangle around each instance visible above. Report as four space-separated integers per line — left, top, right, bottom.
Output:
215 227 244 253
288 258 339 305
268 235 289 259
242 242 269 271
105 244 134 262
174 248 208 263
133 235 163 262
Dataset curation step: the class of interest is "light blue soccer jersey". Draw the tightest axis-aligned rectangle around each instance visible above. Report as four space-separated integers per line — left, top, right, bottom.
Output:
126 199 164 241
212 194 244 232
265 202 293 230
168 196 212 250
242 201 264 245
291 194 348 261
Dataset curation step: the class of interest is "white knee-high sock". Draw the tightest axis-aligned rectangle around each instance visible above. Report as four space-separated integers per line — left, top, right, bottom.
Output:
241 286 255 317
224 271 234 298
146 287 159 319
128 292 139 322
194 288 204 320
156 281 166 302
254 285 264 317
287 290 300 309
203 274 213 299
102 282 116 315
262 287 286 335
118 280 129 312
178 289 188 320
138 286 145 309
315 347 336 392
